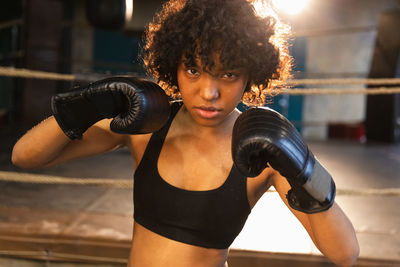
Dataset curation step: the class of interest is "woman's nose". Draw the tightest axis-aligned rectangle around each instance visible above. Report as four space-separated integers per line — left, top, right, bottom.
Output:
200 75 220 101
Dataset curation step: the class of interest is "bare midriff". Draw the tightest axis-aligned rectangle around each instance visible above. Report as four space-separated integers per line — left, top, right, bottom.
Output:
128 222 229 267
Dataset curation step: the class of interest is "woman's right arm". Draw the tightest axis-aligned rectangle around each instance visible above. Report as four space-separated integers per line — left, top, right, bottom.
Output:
12 77 171 169
11 116 126 169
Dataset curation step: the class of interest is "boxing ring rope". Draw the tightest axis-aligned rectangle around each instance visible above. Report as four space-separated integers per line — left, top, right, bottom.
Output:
1 66 400 95
3 66 400 85
1 66 400 197
0 171 399 197
0 171 131 188
287 77 400 86
275 87 400 95
0 249 128 264
0 66 75 81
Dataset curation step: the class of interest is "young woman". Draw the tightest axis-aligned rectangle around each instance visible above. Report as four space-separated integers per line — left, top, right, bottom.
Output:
12 0 359 266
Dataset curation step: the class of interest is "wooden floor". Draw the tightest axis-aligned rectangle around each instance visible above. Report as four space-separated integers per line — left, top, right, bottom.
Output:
0 133 399 266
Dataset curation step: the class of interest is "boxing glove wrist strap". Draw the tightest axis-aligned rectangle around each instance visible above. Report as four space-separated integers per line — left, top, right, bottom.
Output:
302 159 334 202
287 159 336 214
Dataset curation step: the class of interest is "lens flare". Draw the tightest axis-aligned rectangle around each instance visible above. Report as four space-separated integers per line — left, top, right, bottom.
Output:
272 0 309 15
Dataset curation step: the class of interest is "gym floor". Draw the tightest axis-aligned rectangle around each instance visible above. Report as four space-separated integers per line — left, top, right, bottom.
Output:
0 127 399 266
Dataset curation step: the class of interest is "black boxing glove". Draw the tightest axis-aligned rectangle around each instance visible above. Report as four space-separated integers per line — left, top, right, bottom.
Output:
51 77 171 139
232 107 335 214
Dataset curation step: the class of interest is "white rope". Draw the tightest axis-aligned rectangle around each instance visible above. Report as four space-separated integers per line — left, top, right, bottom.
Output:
0 250 127 264
287 78 400 86
277 87 400 95
0 66 75 81
1 171 399 196
1 66 400 91
266 187 400 196
0 171 132 188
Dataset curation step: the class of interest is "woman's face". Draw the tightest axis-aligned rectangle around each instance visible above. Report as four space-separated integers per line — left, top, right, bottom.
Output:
177 58 248 127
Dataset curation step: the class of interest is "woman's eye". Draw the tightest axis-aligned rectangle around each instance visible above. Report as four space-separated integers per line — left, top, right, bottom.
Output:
186 69 199 76
222 72 238 79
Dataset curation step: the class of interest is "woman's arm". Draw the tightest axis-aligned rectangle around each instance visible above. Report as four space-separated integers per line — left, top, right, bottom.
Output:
12 77 171 170
271 171 359 267
12 116 126 169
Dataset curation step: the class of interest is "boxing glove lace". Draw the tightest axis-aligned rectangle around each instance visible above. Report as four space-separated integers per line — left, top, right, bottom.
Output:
51 77 171 139
232 107 335 213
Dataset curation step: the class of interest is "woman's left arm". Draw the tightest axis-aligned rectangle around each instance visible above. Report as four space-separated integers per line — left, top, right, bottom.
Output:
271 172 360 267
232 107 359 266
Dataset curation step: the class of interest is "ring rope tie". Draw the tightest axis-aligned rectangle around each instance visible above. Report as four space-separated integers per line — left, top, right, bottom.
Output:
1 66 400 95
0 171 399 197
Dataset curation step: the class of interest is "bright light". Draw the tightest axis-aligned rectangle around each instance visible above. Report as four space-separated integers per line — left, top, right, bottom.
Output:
272 0 309 15
125 0 133 22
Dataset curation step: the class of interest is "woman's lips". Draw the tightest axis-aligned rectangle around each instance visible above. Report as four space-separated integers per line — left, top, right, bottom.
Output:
195 106 221 119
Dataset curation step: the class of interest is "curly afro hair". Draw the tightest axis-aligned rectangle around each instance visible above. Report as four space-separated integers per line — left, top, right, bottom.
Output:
143 0 292 106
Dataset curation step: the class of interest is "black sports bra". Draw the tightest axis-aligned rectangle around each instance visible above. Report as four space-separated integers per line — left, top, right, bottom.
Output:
133 102 251 249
